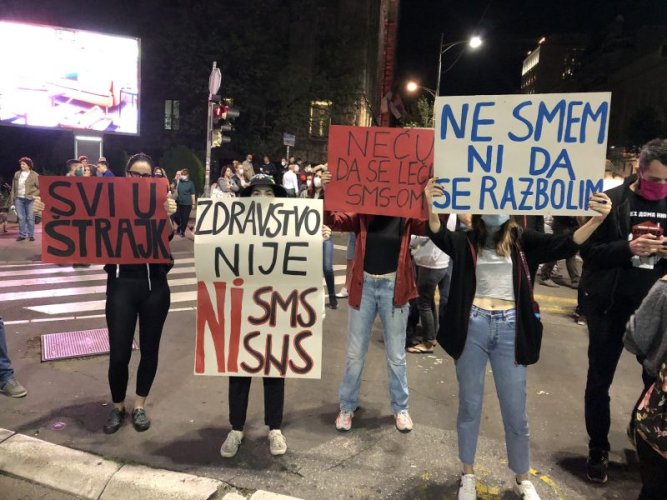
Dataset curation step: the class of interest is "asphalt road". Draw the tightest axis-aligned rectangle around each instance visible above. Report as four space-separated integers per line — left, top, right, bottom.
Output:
0 228 645 499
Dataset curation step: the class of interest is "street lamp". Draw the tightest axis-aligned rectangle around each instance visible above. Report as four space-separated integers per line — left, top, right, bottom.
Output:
435 34 483 96
405 81 437 99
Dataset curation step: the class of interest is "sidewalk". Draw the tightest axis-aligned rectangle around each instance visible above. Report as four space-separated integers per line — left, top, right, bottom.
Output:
0 427 299 500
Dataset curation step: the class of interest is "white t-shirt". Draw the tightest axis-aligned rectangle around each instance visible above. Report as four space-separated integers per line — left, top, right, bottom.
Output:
17 171 29 198
282 170 299 192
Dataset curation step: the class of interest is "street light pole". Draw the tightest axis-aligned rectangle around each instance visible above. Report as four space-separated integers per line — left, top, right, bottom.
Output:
435 34 482 97
204 61 221 197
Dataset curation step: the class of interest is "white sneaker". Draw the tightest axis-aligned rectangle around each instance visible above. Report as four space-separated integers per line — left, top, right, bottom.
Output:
457 474 476 500
268 429 287 456
335 287 348 298
220 430 244 458
514 480 541 500
335 409 354 431
395 410 413 433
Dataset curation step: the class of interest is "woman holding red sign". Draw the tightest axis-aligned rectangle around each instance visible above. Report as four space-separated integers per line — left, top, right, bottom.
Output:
423 178 611 500
102 153 176 434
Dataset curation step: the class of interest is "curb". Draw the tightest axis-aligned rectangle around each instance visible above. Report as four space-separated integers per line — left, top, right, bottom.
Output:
0 428 301 500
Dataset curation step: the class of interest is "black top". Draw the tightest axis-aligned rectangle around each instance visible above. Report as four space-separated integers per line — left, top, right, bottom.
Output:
364 216 402 275
581 176 667 316
426 224 580 365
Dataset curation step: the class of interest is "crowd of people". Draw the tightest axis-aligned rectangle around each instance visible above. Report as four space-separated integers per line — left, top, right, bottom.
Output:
1 140 667 499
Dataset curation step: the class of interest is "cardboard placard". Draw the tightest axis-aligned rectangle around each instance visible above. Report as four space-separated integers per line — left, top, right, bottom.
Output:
41 177 171 264
325 125 433 219
194 197 324 378
433 92 611 214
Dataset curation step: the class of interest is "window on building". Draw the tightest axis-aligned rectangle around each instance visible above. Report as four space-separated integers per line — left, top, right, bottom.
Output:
164 99 180 131
309 100 332 139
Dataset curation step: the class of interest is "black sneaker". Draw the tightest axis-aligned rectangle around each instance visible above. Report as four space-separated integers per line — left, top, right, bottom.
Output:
16 237 25 242
586 448 609 483
132 408 151 432
29 237 35 242
103 408 126 434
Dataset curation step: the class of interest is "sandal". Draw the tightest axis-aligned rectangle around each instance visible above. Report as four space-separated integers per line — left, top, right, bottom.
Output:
406 342 434 354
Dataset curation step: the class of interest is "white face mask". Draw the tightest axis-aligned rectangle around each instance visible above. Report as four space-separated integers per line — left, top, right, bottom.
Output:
281 160 286 166
307 180 312 187
181 176 188 181
314 177 322 188
238 169 244 175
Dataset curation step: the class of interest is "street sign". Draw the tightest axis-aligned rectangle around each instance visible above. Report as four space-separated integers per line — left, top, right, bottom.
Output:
283 132 296 147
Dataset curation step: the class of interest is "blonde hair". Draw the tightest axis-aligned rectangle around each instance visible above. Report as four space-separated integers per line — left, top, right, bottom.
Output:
472 215 521 257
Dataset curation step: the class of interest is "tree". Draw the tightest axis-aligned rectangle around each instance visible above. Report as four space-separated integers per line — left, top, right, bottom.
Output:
402 97 434 129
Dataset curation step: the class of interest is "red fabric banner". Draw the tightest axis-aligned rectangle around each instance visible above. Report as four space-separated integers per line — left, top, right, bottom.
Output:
40 177 171 264
325 125 434 219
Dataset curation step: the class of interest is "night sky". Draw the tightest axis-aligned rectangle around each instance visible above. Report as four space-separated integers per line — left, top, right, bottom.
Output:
396 0 666 97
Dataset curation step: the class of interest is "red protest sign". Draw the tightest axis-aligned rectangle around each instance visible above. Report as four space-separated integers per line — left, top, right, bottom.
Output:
325 125 434 219
41 177 171 264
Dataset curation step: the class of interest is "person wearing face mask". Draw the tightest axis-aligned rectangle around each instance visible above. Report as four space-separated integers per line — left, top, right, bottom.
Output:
424 179 612 500
175 168 196 237
579 138 667 484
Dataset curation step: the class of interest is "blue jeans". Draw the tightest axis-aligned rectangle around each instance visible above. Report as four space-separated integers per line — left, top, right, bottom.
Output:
323 237 336 300
456 306 530 474
339 272 409 414
15 197 35 238
0 317 14 385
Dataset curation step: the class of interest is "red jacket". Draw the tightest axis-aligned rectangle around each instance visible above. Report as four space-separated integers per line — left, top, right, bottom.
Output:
324 213 426 308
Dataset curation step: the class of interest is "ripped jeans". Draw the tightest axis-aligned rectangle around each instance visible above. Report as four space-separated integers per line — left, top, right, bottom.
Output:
339 272 409 414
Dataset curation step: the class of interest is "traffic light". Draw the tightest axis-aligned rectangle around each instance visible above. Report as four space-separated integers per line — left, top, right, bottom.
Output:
212 100 240 147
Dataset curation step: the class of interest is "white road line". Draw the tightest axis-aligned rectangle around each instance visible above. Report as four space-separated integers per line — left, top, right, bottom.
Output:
1 278 197 302
26 291 199 315
0 265 196 289
0 258 196 278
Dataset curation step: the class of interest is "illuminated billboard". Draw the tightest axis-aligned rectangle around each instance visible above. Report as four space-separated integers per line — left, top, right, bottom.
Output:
0 21 140 135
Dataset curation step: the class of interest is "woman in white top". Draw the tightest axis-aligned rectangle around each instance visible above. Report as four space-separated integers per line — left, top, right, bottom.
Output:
10 157 39 242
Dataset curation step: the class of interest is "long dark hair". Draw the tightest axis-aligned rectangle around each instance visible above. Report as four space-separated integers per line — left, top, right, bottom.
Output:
471 215 522 257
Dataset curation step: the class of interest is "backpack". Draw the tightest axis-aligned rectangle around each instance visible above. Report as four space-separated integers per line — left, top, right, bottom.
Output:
635 359 667 459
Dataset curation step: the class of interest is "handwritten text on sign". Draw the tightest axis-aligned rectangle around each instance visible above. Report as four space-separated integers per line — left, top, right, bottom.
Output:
41 177 171 264
325 125 433 218
433 93 610 215
194 198 323 379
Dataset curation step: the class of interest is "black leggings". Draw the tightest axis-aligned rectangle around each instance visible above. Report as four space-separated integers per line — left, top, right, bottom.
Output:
176 204 192 235
106 276 170 403
229 376 284 431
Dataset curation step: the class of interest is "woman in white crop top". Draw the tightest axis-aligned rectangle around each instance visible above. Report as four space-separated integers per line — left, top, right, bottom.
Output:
425 178 612 500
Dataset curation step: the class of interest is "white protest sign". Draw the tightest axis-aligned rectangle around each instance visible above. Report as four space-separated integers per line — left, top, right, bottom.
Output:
433 92 611 214
193 197 323 378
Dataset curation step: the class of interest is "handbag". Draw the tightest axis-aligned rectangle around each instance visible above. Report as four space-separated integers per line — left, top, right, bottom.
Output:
635 360 667 459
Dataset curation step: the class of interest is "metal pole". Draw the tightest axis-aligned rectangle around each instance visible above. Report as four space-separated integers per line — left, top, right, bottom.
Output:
204 61 222 198
435 33 443 98
286 145 290 163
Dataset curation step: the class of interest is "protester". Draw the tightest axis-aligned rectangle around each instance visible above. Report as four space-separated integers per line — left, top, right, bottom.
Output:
321 173 427 434
538 216 581 288
580 138 667 484
241 153 255 180
0 316 27 398
175 168 196 237
406 215 457 354
153 167 166 178
102 154 176 433
231 162 248 191
219 174 328 458
10 156 39 242
282 163 299 197
424 178 611 500
83 164 93 177
305 166 337 309
218 166 239 197
259 155 277 178
624 275 667 500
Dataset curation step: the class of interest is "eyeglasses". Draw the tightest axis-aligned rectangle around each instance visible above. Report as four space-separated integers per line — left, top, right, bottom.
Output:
127 171 152 178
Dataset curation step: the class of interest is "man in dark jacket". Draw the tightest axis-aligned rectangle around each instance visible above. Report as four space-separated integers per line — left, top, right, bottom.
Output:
580 138 667 484
175 168 196 237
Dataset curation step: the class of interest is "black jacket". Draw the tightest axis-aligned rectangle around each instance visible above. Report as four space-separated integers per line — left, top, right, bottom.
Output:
427 225 580 365
580 175 652 315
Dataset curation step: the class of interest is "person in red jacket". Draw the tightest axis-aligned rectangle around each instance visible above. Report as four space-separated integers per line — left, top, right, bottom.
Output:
424 178 611 500
321 172 426 434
